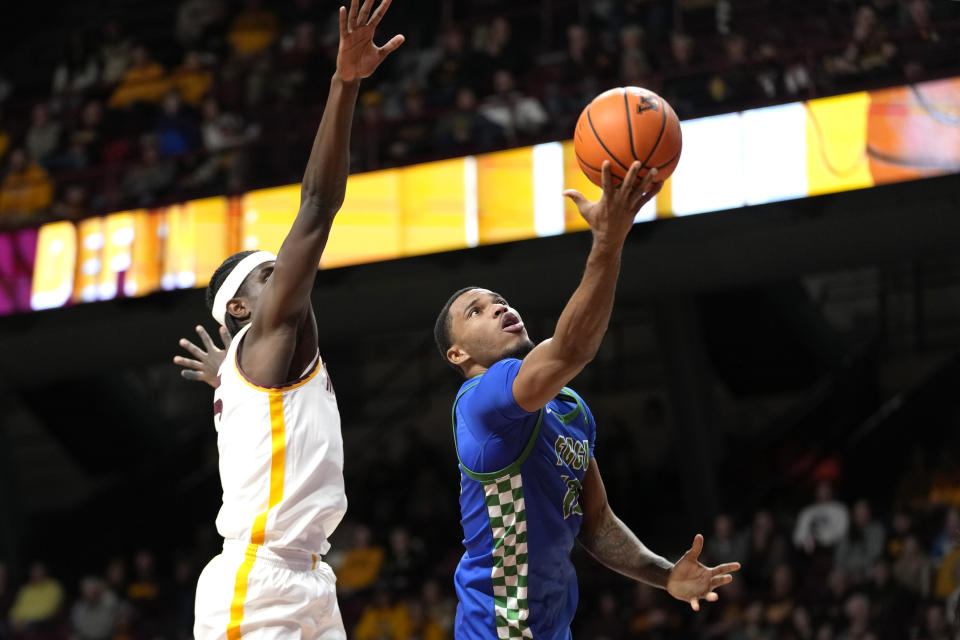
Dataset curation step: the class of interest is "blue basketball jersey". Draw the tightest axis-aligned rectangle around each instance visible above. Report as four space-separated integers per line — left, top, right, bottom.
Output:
451 358 596 639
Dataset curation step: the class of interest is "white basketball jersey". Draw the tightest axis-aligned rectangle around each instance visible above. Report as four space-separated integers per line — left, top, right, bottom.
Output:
212 324 346 556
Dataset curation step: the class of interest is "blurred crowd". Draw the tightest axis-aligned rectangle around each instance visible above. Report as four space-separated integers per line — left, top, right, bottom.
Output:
573 483 960 640
1 464 958 639
0 0 958 230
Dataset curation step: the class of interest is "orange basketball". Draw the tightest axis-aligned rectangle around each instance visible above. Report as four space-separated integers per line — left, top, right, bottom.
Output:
574 87 682 187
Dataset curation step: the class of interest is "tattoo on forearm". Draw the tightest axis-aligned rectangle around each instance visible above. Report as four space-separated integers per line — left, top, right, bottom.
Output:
583 508 673 588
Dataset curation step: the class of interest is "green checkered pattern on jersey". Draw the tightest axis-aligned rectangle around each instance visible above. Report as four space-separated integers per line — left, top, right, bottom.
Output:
484 473 532 639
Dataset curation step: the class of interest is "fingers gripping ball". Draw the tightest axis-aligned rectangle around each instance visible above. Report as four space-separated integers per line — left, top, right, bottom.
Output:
574 87 682 188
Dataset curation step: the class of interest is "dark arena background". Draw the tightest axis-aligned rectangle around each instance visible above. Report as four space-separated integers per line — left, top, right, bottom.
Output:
1 0 960 639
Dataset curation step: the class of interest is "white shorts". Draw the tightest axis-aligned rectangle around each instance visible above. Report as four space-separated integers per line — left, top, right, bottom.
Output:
194 540 346 640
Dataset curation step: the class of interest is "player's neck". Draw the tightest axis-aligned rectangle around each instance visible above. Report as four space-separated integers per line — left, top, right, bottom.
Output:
462 362 489 379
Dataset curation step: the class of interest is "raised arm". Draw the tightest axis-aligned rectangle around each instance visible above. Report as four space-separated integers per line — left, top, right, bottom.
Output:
253 0 404 332
578 458 741 611
512 162 659 411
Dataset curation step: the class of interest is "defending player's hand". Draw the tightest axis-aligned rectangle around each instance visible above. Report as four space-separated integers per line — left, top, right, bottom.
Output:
563 162 660 251
174 325 231 388
665 534 741 612
337 0 405 82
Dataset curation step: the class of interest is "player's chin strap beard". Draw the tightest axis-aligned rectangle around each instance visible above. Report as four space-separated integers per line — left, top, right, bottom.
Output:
502 339 536 362
212 251 277 326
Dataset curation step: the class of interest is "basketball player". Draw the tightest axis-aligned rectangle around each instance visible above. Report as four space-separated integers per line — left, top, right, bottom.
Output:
179 1 403 638
433 161 741 638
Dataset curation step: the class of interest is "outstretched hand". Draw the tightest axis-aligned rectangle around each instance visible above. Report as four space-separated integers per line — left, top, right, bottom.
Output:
337 0 405 82
563 161 661 251
174 325 231 388
666 534 741 611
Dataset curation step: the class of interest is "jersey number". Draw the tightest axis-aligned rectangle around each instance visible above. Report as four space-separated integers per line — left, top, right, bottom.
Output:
560 475 583 519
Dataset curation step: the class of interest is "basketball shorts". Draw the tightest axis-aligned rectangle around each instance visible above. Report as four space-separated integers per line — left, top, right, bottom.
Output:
195 540 346 640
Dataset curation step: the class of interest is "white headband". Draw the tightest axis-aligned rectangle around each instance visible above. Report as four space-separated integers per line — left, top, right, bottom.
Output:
212 251 277 326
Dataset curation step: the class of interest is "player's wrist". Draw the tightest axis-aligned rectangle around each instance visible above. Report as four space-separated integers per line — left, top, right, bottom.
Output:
590 232 626 258
332 70 361 87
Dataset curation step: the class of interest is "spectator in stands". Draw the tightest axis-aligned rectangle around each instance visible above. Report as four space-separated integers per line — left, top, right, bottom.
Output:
824 6 897 83
817 569 852 626
185 96 256 192
919 602 951 640
70 576 119 640
276 21 332 103
838 592 872 640
835 499 886 581
435 86 505 151
172 51 213 107
122 136 176 206
931 508 960 564
99 21 133 86
794 481 850 555
785 605 816 640
703 576 745 638
353 583 411 640
420 580 454 637
887 508 916 559
386 85 431 162
660 32 708 115
893 534 932 597
354 90 385 170
336 525 385 596
227 0 279 58
753 38 789 99
61 100 105 170
24 103 62 168
108 45 169 109
8 561 64 634
900 0 945 78
618 24 652 84
742 509 789 592
730 600 774 640
175 0 227 48
425 26 475 108
51 31 101 110
472 16 525 96
404 599 444 640
935 539 960 601
127 550 162 637
155 90 199 157
704 512 747 568
708 34 758 105
0 148 53 228
104 557 127 598
478 69 548 144
766 564 797 627
559 24 613 101
625 583 674 637
50 184 90 223
166 556 197 640
867 559 915 639
380 526 427 597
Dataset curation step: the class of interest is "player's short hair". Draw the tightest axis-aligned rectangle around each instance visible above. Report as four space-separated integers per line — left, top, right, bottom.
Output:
206 250 256 336
434 286 481 374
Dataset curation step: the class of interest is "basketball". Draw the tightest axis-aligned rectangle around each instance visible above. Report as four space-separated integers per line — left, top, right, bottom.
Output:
574 87 683 188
